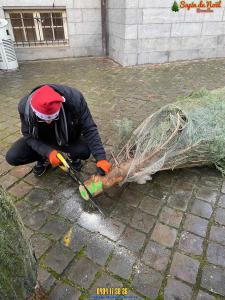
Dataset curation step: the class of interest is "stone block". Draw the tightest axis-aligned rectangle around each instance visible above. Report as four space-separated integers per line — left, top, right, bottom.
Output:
90 272 123 295
195 187 218 204
70 34 102 48
164 278 193 300
43 243 74 274
218 194 225 208
23 211 47 230
31 234 52 259
169 48 200 61
142 240 171 272
171 22 202 37
124 39 138 53
131 209 156 233
125 9 139 24
0 174 18 190
179 231 204 255
159 206 183 228
138 24 171 39
107 247 136 279
202 22 225 36
125 25 138 39
139 195 164 216
170 252 200 284
118 226 146 252
40 219 70 240
74 22 102 35
191 199 213 219
118 53 138 66
215 207 225 225
111 203 136 224
196 290 217 300
132 263 163 299
82 8 101 22
66 8 83 23
207 242 225 268
143 8 185 24
210 225 225 246
151 222 177 248
49 282 81 300
126 0 139 8
138 51 169 64
139 0 174 8
73 0 101 8
107 0 125 8
67 257 99 288
183 214 208 237
201 265 225 296
86 234 115 266
108 8 125 23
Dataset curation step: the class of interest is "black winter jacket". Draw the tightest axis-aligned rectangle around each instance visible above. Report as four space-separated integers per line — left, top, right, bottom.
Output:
18 84 106 161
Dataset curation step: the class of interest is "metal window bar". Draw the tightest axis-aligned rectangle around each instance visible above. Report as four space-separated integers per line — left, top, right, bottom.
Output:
6 12 68 47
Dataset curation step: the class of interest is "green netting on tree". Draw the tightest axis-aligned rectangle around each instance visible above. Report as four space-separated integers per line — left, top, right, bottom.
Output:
0 188 37 300
116 87 225 184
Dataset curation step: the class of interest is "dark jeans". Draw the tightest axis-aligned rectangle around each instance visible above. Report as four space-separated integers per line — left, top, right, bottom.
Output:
6 137 91 166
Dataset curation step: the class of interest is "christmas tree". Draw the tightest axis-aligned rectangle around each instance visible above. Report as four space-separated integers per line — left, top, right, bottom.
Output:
172 1 179 12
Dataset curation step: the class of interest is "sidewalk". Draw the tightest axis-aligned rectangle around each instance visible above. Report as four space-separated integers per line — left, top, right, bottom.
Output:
0 57 225 300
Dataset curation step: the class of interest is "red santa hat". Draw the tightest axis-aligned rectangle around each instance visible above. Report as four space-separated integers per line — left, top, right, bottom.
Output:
30 85 65 121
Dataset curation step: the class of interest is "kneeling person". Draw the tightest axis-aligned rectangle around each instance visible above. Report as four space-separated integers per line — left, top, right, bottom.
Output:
6 84 111 176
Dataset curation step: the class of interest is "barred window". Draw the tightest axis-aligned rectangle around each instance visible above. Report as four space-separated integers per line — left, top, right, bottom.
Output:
5 10 68 47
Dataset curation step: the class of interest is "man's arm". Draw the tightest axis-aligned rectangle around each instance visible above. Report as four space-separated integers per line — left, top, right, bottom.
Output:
79 95 106 162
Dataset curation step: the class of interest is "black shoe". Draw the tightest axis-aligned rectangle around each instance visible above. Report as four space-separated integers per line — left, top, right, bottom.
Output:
71 159 83 172
32 160 50 177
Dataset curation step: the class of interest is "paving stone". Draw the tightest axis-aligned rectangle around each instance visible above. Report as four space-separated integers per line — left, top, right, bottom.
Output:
118 226 146 252
64 225 92 252
164 278 193 300
86 234 115 266
40 219 70 240
26 188 50 207
9 165 32 178
132 262 163 299
39 197 59 214
131 209 156 233
49 282 81 300
90 272 123 295
110 203 136 224
139 195 164 216
167 194 190 211
24 172 42 186
147 182 168 200
159 206 183 228
170 252 200 284
67 256 99 288
183 214 208 237
195 187 218 204
23 211 47 230
120 189 143 207
30 234 52 259
196 290 217 300
58 195 83 222
191 199 213 219
15 200 33 218
0 174 18 189
210 225 225 246
8 181 33 199
221 180 225 193
218 194 225 208
142 240 171 272
207 242 225 268
201 265 225 296
37 267 55 292
151 222 177 248
43 243 74 274
107 247 136 279
179 231 204 255
78 212 126 241
99 218 126 241
0 160 13 175
215 207 225 226
173 181 194 195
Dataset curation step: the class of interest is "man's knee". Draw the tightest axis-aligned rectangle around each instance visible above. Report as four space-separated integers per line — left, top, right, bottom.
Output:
5 148 20 166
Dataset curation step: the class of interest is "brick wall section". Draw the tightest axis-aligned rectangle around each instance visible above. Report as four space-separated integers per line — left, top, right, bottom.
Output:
0 0 102 61
119 0 225 66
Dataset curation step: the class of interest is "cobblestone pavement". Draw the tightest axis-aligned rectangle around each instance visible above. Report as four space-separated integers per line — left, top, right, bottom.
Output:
1 57 225 300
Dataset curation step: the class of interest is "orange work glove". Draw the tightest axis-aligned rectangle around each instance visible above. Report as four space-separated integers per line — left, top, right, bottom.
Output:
48 150 61 166
96 160 111 176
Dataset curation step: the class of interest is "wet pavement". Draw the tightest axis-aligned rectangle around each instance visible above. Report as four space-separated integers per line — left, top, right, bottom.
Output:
1 57 225 299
